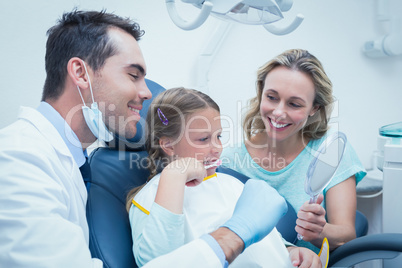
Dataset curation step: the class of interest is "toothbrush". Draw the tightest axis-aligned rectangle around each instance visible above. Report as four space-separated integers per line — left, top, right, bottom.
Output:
204 159 222 169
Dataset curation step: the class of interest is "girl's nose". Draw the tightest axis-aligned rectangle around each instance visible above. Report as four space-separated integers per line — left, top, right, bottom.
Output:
211 139 222 155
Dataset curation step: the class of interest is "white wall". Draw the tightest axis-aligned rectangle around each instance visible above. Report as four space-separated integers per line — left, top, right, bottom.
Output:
1 0 401 169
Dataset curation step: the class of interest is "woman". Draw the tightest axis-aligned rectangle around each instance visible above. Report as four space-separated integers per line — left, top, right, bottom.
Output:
221 49 366 253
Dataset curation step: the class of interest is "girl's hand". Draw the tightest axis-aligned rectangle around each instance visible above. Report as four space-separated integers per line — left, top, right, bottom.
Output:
296 194 327 242
165 157 206 187
288 246 322 268
156 158 206 214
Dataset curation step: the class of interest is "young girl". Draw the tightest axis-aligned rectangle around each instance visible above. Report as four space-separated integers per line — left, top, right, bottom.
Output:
126 87 321 267
221 49 367 253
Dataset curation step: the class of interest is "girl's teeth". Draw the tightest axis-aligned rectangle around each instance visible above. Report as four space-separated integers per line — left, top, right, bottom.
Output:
204 159 222 169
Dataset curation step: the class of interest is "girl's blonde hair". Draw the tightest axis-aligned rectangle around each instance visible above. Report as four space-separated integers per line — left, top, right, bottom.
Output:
243 49 334 141
126 87 220 211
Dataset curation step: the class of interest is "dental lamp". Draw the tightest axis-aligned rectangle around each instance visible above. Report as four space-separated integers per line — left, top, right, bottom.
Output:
166 0 304 35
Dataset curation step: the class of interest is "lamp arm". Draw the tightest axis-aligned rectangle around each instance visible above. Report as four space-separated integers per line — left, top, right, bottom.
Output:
166 0 213 31
263 13 304 35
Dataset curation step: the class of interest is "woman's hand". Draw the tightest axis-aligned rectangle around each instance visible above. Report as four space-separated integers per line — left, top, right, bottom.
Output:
296 194 327 243
288 246 322 268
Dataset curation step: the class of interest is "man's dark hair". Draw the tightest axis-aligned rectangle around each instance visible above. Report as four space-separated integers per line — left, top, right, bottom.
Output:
42 9 144 101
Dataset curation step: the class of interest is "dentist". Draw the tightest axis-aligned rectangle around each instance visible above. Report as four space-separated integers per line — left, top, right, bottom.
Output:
0 10 287 267
0 9 151 267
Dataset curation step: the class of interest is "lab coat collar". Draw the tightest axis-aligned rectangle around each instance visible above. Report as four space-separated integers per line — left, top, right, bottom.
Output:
18 106 76 161
18 106 88 203
37 101 86 167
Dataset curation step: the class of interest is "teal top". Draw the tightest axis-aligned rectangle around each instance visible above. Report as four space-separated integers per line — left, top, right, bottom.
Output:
220 133 367 253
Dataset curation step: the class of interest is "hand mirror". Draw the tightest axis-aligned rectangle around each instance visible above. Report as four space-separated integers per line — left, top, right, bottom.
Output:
297 131 347 240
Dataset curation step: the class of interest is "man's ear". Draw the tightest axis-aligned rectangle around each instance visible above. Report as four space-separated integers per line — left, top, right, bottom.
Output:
67 57 90 90
159 137 175 156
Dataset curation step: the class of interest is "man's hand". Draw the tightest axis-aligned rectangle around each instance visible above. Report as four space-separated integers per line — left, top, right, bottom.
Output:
222 179 288 249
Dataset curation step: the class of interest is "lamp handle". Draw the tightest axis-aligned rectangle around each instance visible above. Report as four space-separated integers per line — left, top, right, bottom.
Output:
263 13 304 35
166 0 213 31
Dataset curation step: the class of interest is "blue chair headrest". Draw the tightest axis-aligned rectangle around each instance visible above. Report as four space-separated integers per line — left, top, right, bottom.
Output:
106 79 165 151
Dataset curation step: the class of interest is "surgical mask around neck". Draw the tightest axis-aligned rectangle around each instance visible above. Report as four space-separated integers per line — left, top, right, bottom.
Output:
77 62 114 142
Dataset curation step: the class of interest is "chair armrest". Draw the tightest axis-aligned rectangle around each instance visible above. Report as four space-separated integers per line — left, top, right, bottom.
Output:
355 210 368 238
329 233 402 267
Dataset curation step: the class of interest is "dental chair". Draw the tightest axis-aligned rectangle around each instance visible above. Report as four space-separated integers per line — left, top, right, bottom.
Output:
87 79 402 268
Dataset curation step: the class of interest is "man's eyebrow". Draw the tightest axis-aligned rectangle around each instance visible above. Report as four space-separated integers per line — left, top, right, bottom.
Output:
127 64 146 76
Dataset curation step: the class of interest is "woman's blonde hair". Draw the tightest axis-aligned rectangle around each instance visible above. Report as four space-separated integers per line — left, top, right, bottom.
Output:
126 87 220 211
243 49 334 141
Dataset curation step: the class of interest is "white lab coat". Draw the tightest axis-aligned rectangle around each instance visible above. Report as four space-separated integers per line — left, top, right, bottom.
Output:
0 107 102 268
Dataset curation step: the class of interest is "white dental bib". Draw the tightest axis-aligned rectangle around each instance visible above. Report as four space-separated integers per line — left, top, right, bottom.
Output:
134 172 293 267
